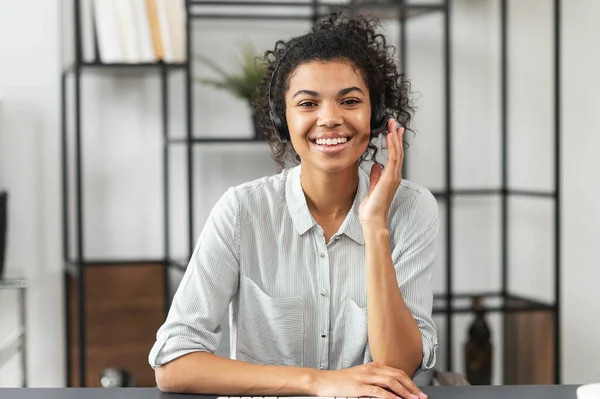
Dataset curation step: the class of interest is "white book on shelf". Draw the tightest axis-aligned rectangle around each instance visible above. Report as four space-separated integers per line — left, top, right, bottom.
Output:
165 0 186 63
80 0 97 62
131 0 156 63
93 0 123 63
114 0 140 63
155 0 174 62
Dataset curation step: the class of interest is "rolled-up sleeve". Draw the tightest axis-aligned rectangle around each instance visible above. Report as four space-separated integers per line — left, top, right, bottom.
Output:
391 188 439 371
149 188 240 368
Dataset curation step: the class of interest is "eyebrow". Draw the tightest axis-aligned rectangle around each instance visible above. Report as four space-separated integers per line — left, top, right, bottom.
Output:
292 86 365 98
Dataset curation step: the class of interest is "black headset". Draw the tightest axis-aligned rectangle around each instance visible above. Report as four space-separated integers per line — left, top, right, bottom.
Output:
267 37 391 143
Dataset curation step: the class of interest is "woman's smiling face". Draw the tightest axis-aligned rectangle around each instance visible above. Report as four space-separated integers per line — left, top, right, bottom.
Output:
284 59 372 174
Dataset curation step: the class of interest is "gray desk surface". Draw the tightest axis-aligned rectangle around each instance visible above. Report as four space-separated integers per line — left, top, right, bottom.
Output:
0 385 581 399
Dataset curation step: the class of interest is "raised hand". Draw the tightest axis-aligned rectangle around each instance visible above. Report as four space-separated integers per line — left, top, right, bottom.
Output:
359 118 405 228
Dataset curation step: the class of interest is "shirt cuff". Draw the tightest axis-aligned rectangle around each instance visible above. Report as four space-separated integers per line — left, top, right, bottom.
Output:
148 332 212 369
420 332 438 370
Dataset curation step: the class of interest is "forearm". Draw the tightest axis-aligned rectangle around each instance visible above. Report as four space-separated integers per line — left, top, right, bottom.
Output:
155 351 319 395
364 225 423 375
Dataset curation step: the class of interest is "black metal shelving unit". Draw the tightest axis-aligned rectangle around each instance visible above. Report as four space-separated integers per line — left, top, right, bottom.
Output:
61 0 561 387
426 0 561 385
60 0 189 387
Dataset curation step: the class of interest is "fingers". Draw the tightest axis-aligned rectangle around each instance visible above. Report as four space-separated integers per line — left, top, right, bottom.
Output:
389 367 426 399
392 369 425 399
397 124 405 163
386 124 396 167
367 374 418 399
385 119 404 179
392 124 401 167
359 384 399 399
370 363 427 399
369 162 382 193
385 122 399 175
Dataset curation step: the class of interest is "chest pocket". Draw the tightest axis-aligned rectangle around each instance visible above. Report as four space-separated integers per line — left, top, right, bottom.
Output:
235 276 305 367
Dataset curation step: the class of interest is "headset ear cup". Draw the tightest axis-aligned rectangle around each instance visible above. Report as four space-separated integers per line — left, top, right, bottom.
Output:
371 113 390 135
269 109 289 142
371 90 389 135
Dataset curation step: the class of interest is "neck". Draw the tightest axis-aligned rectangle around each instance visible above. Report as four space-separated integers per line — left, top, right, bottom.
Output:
300 163 359 221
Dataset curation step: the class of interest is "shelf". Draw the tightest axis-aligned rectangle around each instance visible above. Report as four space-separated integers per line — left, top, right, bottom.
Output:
167 137 269 144
189 0 326 5
431 188 556 199
507 189 557 198
432 189 501 198
432 292 556 315
63 62 187 74
0 278 27 290
190 13 329 21
188 0 446 21
64 259 167 277
189 0 330 21
349 1 446 20
168 259 188 272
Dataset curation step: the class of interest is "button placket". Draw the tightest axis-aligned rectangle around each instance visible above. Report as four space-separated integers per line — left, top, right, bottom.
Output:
317 241 330 370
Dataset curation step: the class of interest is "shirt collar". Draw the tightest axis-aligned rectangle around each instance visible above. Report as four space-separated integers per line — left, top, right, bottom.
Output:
285 165 316 235
338 166 368 245
285 164 369 245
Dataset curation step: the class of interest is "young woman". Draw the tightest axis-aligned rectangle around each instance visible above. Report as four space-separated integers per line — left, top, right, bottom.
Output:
150 12 439 399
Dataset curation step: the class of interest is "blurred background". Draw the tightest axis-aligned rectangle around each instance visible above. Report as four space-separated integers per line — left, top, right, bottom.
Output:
0 0 598 389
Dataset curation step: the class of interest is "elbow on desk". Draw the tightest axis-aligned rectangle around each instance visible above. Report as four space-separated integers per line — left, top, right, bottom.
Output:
155 351 218 393
155 362 187 393
154 364 174 393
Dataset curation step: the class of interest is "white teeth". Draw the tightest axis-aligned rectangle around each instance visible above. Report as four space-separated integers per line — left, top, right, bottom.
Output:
315 137 348 146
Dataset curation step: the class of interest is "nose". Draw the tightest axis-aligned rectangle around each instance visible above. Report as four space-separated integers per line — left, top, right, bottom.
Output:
316 101 343 128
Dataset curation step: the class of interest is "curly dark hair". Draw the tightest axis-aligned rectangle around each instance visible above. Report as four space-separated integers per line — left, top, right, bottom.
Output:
252 11 414 169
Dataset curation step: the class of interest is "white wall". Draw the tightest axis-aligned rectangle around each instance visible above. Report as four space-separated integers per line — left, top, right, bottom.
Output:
0 0 63 387
0 0 599 387
561 0 600 384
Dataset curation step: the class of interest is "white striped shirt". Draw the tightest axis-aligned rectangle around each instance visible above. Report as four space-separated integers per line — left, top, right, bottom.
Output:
149 164 439 373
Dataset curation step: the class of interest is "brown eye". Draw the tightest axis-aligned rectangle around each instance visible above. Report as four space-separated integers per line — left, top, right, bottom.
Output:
342 99 360 105
299 101 317 107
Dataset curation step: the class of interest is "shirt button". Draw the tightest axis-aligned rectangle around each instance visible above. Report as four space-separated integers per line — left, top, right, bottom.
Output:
320 290 326 296
319 252 325 258
321 331 327 338
319 364 325 370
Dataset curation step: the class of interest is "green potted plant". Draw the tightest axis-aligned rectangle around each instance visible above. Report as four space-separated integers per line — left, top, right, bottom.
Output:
195 42 267 139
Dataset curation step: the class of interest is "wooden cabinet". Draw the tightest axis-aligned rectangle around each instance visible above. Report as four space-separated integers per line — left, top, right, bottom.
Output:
503 298 556 384
66 262 166 387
